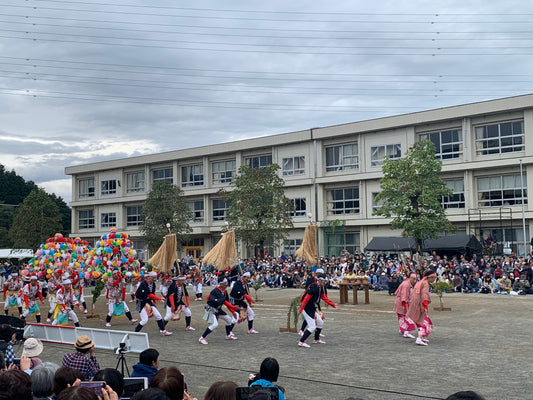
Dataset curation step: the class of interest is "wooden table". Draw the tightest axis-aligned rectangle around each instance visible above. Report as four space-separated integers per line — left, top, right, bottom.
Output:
338 278 370 305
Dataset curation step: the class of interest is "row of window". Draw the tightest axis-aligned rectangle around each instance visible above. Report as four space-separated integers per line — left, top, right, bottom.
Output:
78 120 525 198
79 173 527 229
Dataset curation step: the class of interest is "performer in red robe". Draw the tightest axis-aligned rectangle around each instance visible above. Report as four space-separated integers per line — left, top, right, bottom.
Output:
406 269 437 346
393 271 417 339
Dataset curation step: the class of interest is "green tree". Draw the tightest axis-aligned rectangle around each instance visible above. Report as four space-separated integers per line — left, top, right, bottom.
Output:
224 164 294 255
0 164 39 247
140 180 192 254
8 188 63 250
373 140 455 252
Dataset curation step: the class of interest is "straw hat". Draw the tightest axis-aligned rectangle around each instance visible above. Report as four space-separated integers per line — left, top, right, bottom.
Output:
22 338 43 358
75 335 94 351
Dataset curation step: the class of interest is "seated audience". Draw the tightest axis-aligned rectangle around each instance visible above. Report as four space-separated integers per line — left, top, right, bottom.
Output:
0 324 15 366
446 391 485 400
31 361 60 400
0 368 33 400
53 366 85 398
62 335 100 380
56 385 118 400
204 381 237 400
22 337 44 370
93 368 124 398
150 366 189 400
131 348 159 382
249 357 285 400
131 388 170 400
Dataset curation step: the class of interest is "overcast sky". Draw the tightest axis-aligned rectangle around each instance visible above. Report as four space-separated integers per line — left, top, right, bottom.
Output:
2 0 533 204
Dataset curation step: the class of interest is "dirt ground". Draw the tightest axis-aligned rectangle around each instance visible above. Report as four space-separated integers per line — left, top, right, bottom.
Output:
17 286 533 400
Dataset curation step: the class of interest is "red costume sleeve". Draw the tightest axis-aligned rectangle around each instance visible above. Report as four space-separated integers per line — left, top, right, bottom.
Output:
24 295 29 308
38 291 44 302
223 301 237 314
243 294 253 305
299 293 312 313
71 277 79 286
106 289 109 299
423 300 429 312
402 301 407 310
169 294 176 311
148 293 163 302
3 285 6 298
122 287 126 302
320 294 336 308
185 295 189 308
112 277 122 287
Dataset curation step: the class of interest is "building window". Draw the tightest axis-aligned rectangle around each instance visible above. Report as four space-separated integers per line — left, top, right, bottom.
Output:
475 120 524 155
212 199 231 221
79 178 95 198
101 212 116 228
79 210 95 229
370 144 401 167
325 143 358 172
442 179 465 209
187 200 204 223
371 192 383 213
284 239 302 256
101 180 117 195
126 171 145 193
126 205 143 226
326 188 359 215
288 198 307 217
246 155 272 168
478 174 527 207
419 129 463 159
152 167 173 183
282 156 305 176
212 160 236 184
327 232 360 256
181 164 204 187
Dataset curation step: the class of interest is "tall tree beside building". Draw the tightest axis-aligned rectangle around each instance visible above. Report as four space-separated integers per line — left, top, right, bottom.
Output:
140 180 192 255
8 188 63 250
224 164 294 256
373 140 455 252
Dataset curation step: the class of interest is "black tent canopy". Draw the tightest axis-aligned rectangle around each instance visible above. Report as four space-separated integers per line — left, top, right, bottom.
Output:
364 234 482 256
364 236 417 252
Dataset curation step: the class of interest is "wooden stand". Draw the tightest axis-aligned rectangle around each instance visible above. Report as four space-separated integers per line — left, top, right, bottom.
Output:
433 306 452 311
279 327 298 333
339 277 370 305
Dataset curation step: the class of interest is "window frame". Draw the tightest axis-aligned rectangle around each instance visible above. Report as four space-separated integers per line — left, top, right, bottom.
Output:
288 198 307 217
282 156 305 176
79 209 95 229
475 120 525 156
101 212 117 228
100 179 117 196
325 143 359 172
245 155 272 169
181 164 204 187
477 174 527 208
370 144 402 167
442 179 465 209
326 187 360 215
79 178 95 198
212 160 236 185
126 205 143 226
186 200 205 223
152 167 173 184
126 171 145 193
212 199 231 221
419 129 463 160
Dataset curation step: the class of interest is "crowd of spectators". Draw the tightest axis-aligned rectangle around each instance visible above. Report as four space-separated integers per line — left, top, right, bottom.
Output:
177 249 533 297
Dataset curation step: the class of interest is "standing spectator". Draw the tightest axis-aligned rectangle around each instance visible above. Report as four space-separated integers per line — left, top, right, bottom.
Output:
61 335 100 380
131 348 160 382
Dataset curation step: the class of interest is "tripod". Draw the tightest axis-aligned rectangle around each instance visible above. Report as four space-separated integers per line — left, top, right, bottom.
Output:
115 346 130 377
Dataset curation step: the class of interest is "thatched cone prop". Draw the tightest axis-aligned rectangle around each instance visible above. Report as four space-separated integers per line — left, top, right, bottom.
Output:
280 296 301 333
203 230 238 271
148 233 177 273
295 224 318 266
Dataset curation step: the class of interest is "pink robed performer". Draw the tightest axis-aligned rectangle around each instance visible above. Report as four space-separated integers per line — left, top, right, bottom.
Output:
406 269 437 346
393 272 417 339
